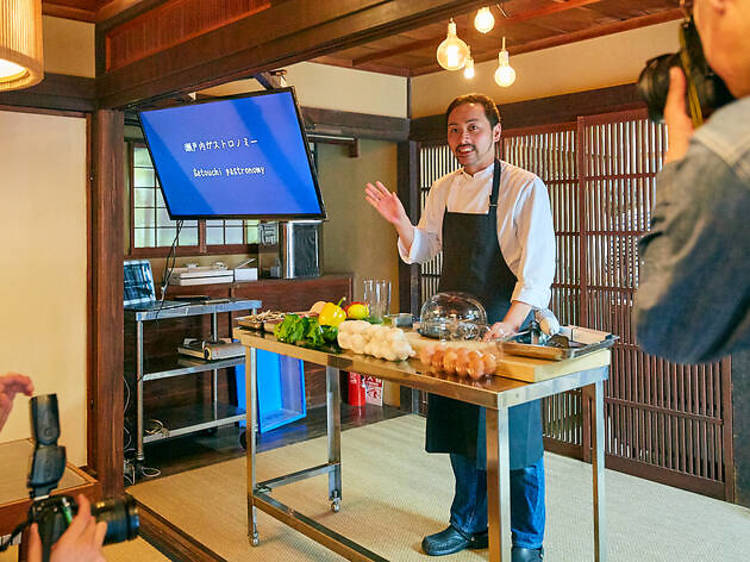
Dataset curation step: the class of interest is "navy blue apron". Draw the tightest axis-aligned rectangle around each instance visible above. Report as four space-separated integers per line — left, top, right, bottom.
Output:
425 159 544 470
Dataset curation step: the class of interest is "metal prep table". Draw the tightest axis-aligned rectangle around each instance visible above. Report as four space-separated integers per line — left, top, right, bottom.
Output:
234 328 609 562
126 299 261 468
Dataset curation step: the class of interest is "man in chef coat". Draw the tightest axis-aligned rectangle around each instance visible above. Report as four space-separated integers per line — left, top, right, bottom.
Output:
366 94 555 561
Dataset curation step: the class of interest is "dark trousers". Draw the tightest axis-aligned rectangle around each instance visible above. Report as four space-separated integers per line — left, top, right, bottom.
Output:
448 453 545 549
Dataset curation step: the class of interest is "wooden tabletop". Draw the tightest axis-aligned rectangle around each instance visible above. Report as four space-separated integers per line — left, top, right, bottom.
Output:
233 328 610 410
0 439 99 536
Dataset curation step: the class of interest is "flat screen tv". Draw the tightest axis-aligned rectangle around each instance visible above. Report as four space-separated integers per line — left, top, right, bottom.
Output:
138 87 326 220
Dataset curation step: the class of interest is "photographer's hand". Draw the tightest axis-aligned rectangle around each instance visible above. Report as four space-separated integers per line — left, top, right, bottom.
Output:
0 372 34 431
27 495 107 562
664 67 695 164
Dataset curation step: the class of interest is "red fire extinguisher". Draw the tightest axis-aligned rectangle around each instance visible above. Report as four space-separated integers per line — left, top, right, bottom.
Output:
348 372 366 407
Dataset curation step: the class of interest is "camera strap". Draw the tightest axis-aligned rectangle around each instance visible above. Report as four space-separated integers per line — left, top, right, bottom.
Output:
679 20 704 127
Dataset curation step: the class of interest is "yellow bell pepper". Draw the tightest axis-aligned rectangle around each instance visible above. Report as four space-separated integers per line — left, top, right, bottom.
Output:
318 298 347 327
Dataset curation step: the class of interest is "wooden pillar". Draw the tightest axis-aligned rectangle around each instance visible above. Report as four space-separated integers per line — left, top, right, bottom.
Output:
397 138 420 413
88 109 124 497
396 139 420 315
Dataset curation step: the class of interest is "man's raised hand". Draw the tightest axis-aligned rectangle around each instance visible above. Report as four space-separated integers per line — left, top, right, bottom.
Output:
365 181 407 225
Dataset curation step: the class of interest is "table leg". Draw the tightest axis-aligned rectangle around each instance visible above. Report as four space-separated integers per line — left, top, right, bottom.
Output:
589 379 607 561
486 407 512 562
411 388 420 414
246 347 259 546
326 366 342 512
136 320 145 464
211 312 219 420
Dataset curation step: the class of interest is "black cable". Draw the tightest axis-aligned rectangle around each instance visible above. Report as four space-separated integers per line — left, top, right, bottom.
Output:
154 219 183 320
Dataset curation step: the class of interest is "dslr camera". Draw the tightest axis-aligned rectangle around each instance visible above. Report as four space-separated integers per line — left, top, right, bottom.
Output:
0 395 139 562
637 13 733 125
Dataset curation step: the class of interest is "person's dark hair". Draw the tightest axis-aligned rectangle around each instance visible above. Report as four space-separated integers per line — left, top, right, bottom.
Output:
445 94 502 128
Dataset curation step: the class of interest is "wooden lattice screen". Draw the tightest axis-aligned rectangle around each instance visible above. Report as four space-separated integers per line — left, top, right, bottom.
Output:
414 109 734 499
502 124 583 458
578 110 733 500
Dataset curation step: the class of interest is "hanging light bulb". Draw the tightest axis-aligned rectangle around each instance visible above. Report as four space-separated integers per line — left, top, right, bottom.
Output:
494 37 516 87
436 19 470 71
463 53 475 80
474 7 495 33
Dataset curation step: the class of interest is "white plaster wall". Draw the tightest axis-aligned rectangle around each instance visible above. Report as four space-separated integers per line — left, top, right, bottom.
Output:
200 62 408 118
0 111 88 466
43 16 95 78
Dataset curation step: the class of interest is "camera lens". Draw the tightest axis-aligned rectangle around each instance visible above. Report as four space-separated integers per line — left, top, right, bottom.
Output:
91 494 139 544
637 53 682 123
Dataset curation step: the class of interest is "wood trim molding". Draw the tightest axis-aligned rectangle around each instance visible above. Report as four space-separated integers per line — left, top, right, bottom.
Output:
302 107 408 142
90 110 125 497
0 73 95 112
42 3 97 22
410 83 646 143
136 502 226 561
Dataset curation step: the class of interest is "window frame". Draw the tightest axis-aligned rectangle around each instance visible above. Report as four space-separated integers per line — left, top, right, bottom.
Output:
126 140 259 258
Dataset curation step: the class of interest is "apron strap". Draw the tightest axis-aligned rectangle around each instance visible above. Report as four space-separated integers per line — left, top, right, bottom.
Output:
489 159 502 208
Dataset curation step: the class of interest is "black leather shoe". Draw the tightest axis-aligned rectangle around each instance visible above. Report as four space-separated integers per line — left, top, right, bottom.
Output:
421 525 489 556
512 546 544 562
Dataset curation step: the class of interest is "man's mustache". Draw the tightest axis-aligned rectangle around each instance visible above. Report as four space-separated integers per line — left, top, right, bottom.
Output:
455 144 475 152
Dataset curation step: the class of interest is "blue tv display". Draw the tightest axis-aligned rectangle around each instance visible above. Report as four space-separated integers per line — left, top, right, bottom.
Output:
138 88 326 220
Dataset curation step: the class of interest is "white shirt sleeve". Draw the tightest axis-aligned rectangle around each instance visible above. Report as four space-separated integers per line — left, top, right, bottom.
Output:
509 177 556 308
397 177 447 264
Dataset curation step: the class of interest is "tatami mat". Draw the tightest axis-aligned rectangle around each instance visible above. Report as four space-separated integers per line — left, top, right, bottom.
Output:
129 414 750 561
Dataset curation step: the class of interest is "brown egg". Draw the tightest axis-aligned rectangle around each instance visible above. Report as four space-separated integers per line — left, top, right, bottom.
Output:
455 348 470 377
443 349 459 374
419 346 435 367
467 352 485 380
431 348 445 370
482 352 497 376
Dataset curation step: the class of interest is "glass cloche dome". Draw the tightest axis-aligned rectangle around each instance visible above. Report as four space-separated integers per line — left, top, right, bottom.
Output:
418 292 488 340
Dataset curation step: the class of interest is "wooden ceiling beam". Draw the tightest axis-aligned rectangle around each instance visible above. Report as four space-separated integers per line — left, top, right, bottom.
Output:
353 38 435 66
96 0 493 108
410 7 684 75
42 0 152 23
42 3 97 22
96 0 151 22
352 0 600 66
501 0 601 23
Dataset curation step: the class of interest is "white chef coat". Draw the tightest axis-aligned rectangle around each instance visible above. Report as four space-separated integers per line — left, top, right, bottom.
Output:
398 160 555 309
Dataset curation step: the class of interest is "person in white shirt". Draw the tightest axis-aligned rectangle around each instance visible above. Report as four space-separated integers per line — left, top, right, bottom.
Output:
366 94 554 561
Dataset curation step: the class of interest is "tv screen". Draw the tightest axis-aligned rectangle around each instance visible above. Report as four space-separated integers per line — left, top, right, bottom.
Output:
138 88 326 220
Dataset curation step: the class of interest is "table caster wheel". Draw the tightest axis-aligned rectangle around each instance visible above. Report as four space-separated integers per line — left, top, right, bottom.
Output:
331 499 341 513
251 532 259 547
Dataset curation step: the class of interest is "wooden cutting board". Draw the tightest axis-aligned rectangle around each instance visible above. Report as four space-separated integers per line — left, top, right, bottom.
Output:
404 331 610 382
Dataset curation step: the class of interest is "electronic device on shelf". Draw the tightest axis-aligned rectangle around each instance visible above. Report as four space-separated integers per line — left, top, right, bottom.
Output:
177 338 245 361
123 260 190 311
168 265 234 286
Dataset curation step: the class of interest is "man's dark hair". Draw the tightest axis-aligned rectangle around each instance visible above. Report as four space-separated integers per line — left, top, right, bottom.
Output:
445 94 502 128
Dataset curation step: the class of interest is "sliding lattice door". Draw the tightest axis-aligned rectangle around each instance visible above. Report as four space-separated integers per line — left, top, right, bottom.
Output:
418 143 459 302
579 110 733 499
502 124 583 457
